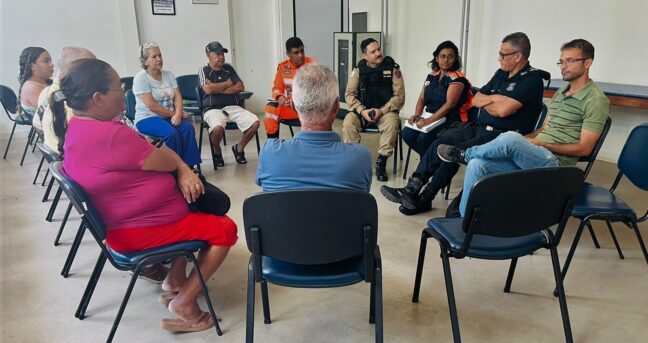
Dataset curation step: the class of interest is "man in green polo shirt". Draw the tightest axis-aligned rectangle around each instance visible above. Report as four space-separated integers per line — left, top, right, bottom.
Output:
436 38 610 216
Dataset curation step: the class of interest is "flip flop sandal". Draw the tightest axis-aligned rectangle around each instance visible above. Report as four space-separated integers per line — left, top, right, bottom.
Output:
232 145 247 164
160 312 214 333
159 292 178 306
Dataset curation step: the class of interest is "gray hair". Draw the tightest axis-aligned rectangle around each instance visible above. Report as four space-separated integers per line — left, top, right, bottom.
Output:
292 64 339 125
139 42 160 70
56 47 96 77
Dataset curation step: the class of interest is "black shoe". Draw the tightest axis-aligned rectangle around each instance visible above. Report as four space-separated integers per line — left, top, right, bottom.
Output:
375 155 388 182
399 203 432 216
214 154 225 167
437 144 467 165
380 176 424 204
232 145 247 164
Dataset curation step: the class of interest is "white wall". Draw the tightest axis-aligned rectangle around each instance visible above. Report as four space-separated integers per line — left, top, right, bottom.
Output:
349 0 382 32
0 0 138 91
134 0 231 77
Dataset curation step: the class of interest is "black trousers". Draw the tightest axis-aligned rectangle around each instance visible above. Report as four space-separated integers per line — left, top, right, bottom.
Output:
413 125 501 196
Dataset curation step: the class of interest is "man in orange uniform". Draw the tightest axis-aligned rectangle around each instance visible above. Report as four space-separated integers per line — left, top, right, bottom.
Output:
264 37 315 138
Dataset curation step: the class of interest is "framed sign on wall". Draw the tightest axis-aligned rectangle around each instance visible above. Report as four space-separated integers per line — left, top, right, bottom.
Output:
192 0 218 4
152 0 176 15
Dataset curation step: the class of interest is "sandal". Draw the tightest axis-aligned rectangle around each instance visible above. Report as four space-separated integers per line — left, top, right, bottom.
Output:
159 292 178 306
160 312 214 333
232 145 247 164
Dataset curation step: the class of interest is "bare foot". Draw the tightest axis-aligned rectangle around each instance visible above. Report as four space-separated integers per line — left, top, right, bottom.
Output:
168 294 202 322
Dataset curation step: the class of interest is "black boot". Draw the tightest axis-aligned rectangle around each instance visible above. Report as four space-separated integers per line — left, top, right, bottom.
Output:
401 184 437 213
380 175 424 204
375 155 389 182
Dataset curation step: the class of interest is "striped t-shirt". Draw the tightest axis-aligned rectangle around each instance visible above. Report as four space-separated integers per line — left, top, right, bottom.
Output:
536 81 610 166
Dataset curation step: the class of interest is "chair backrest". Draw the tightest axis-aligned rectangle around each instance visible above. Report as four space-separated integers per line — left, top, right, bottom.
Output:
120 76 134 92
195 85 205 113
36 142 60 163
580 116 612 178
618 123 648 191
176 74 198 102
124 90 136 122
533 102 549 131
0 84 18 117
49 161 108 241
462 167 583 242
243 189 378 265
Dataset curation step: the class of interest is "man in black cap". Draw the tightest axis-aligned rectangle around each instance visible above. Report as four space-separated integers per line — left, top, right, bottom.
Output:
198 41 260 166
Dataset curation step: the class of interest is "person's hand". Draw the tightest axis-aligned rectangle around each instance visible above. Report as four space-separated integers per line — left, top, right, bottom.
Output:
526 137 540 146
416 117 432 129
361 109 375 123
277 96 287 107
225 79 234 87
171 113 182 126
372 108 384 122
176 166 204 203
182 111 191 119
407 115 420 125
205 79 212 85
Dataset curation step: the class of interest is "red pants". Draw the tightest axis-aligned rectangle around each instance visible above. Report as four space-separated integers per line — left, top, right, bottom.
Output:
106 212 238 252
263 104 299 136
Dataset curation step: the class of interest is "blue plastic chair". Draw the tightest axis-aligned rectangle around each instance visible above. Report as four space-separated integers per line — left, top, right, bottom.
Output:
412 167 583 343
176 74 201 115
243 189 383 343
48 161 223 342
558 123 648 289
119 76 134 92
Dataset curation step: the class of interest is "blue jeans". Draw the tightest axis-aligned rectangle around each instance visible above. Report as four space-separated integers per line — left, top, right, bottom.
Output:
459 131 560 216
136 116 202 167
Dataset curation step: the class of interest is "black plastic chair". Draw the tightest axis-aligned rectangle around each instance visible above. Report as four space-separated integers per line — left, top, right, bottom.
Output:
412 167 583 343
558 123 648 291
48 161 223 342
243 189 383 343
195 85 260 169
1 84 35 164
176 74 201 115
580 117 612 180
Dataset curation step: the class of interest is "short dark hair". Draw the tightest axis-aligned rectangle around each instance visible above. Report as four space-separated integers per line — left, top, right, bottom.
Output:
502 32 531 59
561 39 595 60
360 38 378 53
429 40 462 72
285 37 304 52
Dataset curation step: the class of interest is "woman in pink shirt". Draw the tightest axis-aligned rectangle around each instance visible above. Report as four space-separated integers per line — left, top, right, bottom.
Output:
50 58 237 333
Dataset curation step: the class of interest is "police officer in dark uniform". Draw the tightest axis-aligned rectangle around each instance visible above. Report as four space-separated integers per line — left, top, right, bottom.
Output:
343 38 405 182
381 32 546 214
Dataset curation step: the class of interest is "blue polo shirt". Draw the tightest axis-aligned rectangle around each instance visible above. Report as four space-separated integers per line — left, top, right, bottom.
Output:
256 131 372 192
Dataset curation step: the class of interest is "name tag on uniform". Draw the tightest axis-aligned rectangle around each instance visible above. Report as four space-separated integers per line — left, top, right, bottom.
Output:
383 70 392 76
283 66 291 74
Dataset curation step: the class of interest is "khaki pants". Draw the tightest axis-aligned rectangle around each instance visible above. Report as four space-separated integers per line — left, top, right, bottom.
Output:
342 111 400 157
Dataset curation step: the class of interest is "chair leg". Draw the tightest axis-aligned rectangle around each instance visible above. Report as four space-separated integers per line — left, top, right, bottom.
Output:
62 221 86 278
549 246 574 343
412 230 430 303
586 221 601 249
42 176 55 201
260 281 271 324
2 121 17 159
31 134 40 152
223 129 228 146
392 136 398 175
54 202 73 246
289 125 294 137
399 133 403 161
554 219 587 296
198 123 205 155
41 169 50 186
369 279 376 324
187 253 223 335
503 257 518 293
19 127 35 166
440 247 461 343
246 266 256 343
207 130 218 170
605 220 624 259
444 183 451 200
630 220 648 265
106 264 141 342
46 187 63 222
402 147 412 179
374 265 384 343
76 253 107 319
32 155 45 184
255 132 261 153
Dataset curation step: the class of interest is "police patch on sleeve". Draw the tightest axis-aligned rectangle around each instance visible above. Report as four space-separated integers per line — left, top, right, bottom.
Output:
395 70 402 79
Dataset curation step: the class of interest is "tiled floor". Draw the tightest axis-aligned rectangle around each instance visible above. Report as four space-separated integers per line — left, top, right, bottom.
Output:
1 118 647 342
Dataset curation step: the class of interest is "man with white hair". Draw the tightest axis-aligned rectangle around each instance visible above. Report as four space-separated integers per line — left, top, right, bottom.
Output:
37 46 96 153
256 64 372 192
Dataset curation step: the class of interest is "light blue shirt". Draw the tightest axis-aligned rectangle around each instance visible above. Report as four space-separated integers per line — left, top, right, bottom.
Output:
256 131 372 192
132 69 178 123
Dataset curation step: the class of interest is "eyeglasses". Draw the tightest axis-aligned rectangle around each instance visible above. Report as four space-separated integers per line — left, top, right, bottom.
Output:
498 50 519 59
556 58 588 66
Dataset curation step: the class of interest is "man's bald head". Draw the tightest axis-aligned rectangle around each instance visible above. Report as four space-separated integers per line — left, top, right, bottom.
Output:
56 47 96 77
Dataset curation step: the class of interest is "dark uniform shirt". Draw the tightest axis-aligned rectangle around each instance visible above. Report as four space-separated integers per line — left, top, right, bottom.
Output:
198 63 242 110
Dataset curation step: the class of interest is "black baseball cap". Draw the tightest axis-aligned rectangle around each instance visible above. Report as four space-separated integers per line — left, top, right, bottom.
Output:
205 41 228 54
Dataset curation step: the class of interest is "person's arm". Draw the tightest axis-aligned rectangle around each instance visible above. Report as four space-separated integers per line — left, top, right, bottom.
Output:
345 68 372 122
271 64 287 105
408 87 425 124
142 145 204 203
137 92 175 117
479 94 522 117
202 78 234 94
222 81 244 94
170 88 188 125
419 82 464 126
21 82 46 108
531 129 601 157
